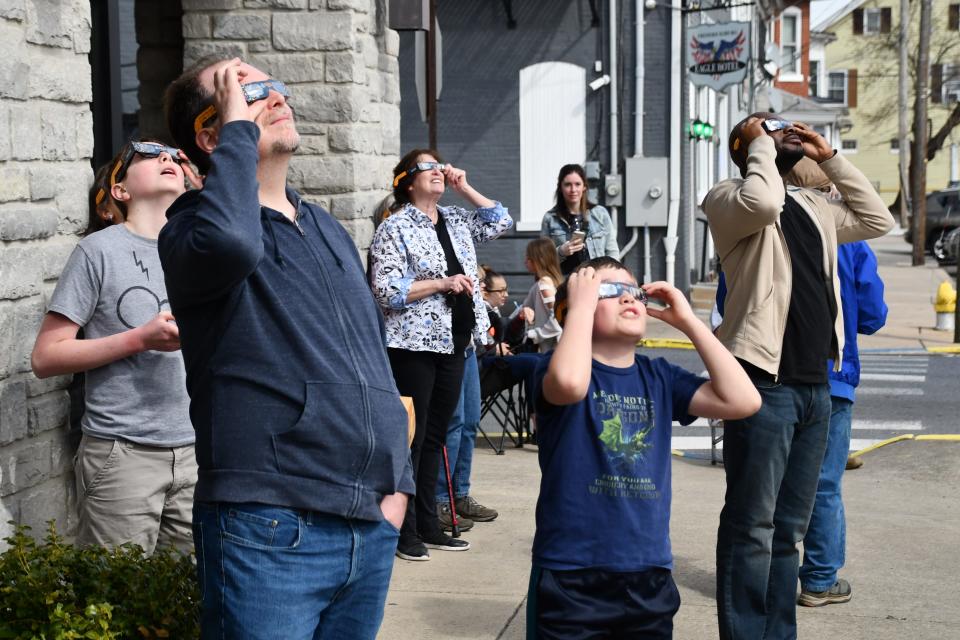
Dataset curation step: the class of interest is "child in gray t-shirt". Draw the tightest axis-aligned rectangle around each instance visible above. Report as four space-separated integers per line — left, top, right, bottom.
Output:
31 140 201 554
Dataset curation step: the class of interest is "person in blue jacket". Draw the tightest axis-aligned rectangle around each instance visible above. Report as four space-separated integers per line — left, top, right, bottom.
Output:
715 157 887 611
159 58 414 640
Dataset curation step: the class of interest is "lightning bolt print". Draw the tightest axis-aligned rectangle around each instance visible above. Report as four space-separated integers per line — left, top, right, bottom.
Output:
132 251 150 280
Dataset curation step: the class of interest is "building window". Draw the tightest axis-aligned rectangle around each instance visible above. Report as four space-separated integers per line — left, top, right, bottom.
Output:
890 138 900 153
841 139 858 153
828 71 847 103
809 60 820 97
780 11 801 76
863 8 882 34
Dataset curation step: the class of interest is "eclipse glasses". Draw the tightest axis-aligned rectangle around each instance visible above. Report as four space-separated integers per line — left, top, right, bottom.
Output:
598 282 648 305
393 162 447 187
193 79 291 133
761 118 793 133
95 141 183 206
555 281 648 327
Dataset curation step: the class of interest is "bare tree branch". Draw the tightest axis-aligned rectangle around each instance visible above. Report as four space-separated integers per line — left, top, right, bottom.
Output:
927 101 960 161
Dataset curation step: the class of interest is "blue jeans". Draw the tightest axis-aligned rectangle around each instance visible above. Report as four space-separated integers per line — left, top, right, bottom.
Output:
799 396 853 591
716 380 831 640
437 349 481 502
193 501 399 640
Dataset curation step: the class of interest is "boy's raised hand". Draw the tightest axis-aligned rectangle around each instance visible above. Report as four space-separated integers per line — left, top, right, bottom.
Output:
565 266 603 320
642 281 698 333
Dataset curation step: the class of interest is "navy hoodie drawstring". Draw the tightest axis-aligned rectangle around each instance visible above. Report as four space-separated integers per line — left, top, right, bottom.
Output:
262 214 285 268
308 207 345 270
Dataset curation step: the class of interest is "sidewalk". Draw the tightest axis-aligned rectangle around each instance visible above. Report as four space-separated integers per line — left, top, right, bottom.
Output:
377 229 960 639
640 231 960 354
379 438 960 639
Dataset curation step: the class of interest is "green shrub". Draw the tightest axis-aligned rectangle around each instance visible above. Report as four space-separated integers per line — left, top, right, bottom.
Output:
0 522 200 639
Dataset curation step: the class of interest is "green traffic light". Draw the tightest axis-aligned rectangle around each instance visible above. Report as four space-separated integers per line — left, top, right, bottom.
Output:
702 122 714 138
692 119 705 138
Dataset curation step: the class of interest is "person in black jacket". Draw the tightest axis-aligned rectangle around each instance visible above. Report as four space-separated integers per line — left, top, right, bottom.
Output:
159 57 414 640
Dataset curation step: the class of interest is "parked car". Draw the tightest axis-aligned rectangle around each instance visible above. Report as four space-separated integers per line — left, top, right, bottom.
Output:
904 188 959 262
937 226 960 266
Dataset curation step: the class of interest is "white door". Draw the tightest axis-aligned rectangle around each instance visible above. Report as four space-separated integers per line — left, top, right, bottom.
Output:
518 62 586 231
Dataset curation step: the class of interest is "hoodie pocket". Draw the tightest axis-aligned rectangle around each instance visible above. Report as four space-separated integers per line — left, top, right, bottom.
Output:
272 381 406 489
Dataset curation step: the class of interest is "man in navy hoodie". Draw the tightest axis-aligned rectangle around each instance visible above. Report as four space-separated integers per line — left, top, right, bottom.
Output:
159 57 414 639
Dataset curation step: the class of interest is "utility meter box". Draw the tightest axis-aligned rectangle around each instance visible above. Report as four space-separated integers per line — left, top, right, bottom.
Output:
625 157 668 227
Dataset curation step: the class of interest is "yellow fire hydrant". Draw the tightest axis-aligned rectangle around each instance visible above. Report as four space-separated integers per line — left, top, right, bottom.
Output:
934 281 956 331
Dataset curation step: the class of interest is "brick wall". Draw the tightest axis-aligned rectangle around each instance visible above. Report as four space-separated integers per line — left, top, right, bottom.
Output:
181 0 401 253
0 0 93 545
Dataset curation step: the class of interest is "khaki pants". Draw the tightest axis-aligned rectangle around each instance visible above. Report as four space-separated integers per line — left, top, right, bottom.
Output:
74 434 197 554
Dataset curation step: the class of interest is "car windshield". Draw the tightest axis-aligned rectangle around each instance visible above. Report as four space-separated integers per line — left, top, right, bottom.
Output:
926 191 958 219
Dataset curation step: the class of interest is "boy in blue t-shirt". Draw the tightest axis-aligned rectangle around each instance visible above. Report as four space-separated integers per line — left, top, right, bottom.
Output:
528 257 760 639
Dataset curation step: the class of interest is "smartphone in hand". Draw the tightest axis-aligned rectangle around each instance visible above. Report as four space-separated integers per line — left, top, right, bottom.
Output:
571 230 586 243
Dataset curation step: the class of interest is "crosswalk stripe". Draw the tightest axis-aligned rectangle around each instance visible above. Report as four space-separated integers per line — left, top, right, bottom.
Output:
860 373 925 382
862 367 927 375
857 386 923 395
853 419 922 431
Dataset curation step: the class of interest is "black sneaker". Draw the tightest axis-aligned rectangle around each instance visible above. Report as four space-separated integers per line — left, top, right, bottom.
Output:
455 496 499 522
438 502 474 532
395 539 430 561
421 531 470 551
798 578 852 607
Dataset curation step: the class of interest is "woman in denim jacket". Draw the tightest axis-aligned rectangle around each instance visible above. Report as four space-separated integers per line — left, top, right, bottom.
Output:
369 148 512 561
540 164 619 275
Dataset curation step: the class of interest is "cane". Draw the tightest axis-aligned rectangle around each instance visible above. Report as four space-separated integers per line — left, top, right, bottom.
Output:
441 445 460 537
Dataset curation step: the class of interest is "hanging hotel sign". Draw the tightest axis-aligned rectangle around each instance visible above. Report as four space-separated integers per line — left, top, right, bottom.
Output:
687 22 750 91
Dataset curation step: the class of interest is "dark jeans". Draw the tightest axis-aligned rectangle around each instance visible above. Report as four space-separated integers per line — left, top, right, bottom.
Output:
387 348 465 542
527 566 680 639
716 379 830 640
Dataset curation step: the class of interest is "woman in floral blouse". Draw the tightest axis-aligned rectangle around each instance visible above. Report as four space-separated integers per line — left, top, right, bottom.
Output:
369 148 512 561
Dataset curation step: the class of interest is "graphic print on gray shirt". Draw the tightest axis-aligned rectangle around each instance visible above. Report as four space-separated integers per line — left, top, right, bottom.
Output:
48 224 193 446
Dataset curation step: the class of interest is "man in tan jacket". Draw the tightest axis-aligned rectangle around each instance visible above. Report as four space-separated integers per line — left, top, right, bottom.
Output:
703 113 893 640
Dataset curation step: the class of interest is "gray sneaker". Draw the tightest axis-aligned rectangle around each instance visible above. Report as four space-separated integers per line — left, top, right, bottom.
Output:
455 496 499 522
798 578 852 607
437 502 474 532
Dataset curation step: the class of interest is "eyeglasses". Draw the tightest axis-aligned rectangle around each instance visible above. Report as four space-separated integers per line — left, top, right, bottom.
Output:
761 119 793 133
486 288 508 294
193 79 291 133
96 142 183 205
393 162 447 187
597 282 648 305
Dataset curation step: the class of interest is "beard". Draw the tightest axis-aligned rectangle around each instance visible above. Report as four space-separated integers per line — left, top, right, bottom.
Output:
271 135 300 155
775 144 804 175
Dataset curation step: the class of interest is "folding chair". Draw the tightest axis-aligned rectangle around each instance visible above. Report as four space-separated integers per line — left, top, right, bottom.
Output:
477 357 527 455
709 418 724 465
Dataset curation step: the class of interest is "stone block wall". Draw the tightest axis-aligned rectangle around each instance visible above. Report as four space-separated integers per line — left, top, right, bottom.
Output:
0 0 93 546
0 0 400 551
181 0 401 253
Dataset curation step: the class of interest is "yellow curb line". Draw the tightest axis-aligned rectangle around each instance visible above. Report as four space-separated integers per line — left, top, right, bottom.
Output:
849 434 914 457
927 345 960 353
915 434 960 441
639 338 696 350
